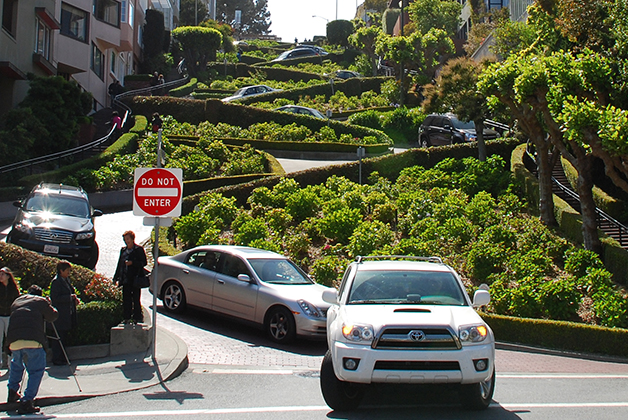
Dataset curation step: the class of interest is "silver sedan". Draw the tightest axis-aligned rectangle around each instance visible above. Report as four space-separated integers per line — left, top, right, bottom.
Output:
151 245 332 343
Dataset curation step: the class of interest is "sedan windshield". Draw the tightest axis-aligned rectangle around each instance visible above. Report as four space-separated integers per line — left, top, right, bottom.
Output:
249 259 313 285
25 194 90 218
347 270 466 305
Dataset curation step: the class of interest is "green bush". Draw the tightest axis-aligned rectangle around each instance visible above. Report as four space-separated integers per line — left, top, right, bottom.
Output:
310 255 348 287
71 301 123 346
347 110 384 130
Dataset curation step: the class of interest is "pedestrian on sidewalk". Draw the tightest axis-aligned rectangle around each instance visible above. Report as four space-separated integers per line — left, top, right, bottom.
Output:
49 261 79 366
0 267 20 369
7 285 59 414
113 231 147 324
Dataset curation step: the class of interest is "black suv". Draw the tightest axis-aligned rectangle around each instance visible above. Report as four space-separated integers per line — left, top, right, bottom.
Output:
418 113 499 147
7 184 102 269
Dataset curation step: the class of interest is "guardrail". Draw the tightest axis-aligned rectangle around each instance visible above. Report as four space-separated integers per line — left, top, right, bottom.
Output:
0 73 189 178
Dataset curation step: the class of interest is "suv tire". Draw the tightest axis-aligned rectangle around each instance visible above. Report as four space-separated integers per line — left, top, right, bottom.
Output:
419 134 431 148
459 368 495 410
86 242 99 270
320 350 365 411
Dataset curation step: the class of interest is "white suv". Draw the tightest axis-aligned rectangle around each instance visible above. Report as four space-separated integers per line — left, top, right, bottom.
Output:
320 256 494 411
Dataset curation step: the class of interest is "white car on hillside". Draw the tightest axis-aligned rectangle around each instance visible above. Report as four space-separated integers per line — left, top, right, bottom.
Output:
320 256 494 411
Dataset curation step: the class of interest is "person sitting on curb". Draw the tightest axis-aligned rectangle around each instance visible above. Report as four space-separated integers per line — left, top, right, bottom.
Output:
6 285 59 414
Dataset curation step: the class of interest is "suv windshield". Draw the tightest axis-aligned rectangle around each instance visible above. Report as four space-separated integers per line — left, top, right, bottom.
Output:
25 194 90 218
248 259 313 285
347 270 466 305
451 118 475 130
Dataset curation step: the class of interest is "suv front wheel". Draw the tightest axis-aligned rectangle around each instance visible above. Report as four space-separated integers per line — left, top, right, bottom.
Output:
459 368 495 410
419 134 431 148
320 350 365 411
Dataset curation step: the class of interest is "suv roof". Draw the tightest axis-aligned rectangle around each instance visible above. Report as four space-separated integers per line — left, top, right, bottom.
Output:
351 255 454 273
33 183 89 200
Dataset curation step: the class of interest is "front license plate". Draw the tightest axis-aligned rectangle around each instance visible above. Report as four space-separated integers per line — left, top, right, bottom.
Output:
43 245 59 254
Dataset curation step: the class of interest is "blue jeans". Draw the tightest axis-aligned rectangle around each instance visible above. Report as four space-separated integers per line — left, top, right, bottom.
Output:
8 347 46 401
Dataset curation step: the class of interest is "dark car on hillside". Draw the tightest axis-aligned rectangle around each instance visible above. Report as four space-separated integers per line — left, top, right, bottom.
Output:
271 48 321 62
418 113 500 147
7 183 102 269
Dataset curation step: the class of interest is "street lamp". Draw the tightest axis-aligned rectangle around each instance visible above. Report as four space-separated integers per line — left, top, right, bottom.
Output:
312 15 329 22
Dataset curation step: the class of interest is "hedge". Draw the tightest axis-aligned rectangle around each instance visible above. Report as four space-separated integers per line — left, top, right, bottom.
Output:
511 143 628 286
127 96 394 146
181 138 522 216
0 242 121 346
167 134 391 154
206 62 324 83
236 76 393 106
482 313 628 358
169 77 198 97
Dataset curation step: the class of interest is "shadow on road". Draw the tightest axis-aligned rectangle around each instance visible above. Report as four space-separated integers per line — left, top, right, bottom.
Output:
325 384 522 419
154 303 328 356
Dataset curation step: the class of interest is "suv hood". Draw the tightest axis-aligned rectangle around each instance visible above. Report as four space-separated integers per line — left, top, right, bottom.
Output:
19 211 93 232
340 304 483 330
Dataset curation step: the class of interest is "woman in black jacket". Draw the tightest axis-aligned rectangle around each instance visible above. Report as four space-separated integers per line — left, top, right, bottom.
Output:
0 267 20 368
49 260 79 365
113 230 147 324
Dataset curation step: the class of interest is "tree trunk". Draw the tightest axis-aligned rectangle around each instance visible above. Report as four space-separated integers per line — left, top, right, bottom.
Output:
474 120 487 162
535 139 558 226
576 155 603 255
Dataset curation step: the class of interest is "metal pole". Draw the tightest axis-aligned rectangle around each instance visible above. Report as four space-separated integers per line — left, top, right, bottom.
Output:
152 130 163 359
195 0 198 25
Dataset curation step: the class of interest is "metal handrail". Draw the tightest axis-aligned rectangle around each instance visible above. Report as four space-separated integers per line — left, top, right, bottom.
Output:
525 146 628 246
0 74 189 176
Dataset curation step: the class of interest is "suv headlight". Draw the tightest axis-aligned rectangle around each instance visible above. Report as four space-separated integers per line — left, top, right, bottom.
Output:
14 222 32 235
342 323 374 343
76 230 94 240
297 300 323 318
459 324 489 343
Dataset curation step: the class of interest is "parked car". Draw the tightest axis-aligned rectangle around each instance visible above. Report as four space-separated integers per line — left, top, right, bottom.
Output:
320 256 494 411
221 85 280 102
418 113 500 147
152 245 333 343
271 48 321 62
274 105 326 119
295 44 329 55
334 70 361 80
7 183 102 269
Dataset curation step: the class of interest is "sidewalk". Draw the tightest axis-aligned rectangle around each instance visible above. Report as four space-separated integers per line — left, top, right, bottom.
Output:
0 325 188 411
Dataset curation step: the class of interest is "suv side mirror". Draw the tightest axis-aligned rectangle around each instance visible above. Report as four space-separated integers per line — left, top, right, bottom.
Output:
92 209 103 217
322 288 338 305
12 201 22 208
472 289 491 308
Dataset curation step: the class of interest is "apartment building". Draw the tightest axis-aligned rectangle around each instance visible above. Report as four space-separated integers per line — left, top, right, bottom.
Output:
1 0 177 116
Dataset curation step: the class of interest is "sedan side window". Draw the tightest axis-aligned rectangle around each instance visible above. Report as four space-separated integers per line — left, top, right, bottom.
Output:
218 255 251 279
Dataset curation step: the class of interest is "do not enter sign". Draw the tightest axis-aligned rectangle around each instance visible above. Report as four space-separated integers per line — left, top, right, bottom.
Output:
133 168 183 217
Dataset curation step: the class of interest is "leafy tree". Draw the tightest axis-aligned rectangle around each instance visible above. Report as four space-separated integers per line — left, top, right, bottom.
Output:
364 0 388 12
200 20 236 53
349 26 383 76
491 19 537 59
142 9 167 72
406 0 462 37
179 0 209 26
382 8 400 35
172 26 223 76
327 20 355 47
0 75 92 165
216 0 270 35
423 57 492 161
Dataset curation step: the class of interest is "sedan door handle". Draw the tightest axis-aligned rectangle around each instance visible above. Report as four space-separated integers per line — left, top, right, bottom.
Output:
182 269 190 274
217 279 225 284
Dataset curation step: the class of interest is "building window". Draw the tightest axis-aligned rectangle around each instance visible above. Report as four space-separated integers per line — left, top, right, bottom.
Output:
93 0 120 27
61 3 88 42
120 0 126 23
110 50 116 74
128 1 134 26
91 43 104 79
35 18 52 60
2 0 18 37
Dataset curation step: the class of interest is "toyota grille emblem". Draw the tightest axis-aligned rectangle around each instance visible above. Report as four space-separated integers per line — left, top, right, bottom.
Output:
409 330 426 341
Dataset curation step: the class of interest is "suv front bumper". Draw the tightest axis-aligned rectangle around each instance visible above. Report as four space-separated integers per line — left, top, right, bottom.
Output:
330 340 494 385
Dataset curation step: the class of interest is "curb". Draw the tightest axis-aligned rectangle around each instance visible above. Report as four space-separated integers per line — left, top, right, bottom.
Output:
496 341 628 364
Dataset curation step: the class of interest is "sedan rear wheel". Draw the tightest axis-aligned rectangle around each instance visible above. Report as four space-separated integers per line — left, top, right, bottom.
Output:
265 307 296 344
162 281 186 313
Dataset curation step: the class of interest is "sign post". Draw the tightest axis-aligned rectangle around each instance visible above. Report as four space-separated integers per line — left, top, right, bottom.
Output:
133 133 182 360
